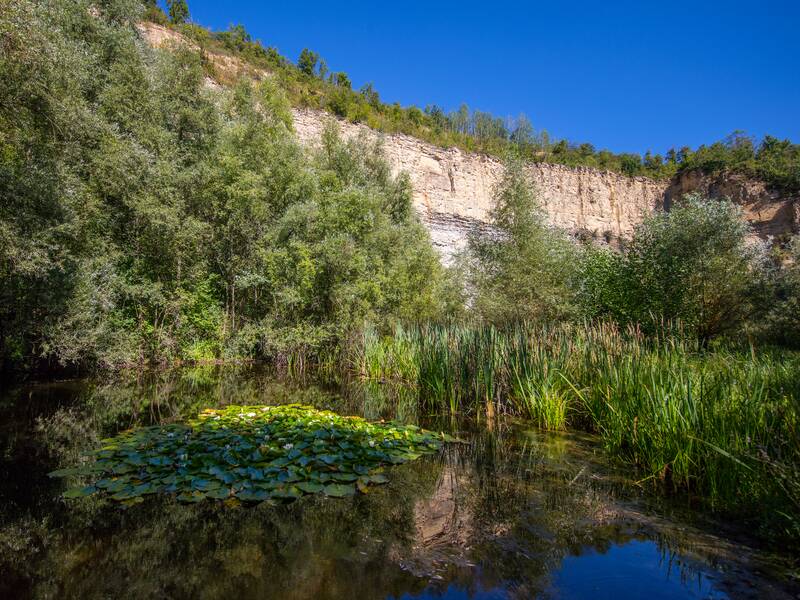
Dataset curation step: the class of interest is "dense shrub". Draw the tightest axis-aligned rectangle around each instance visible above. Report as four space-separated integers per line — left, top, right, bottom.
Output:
0 0 448 372
463 157 579 322
578 195 770 343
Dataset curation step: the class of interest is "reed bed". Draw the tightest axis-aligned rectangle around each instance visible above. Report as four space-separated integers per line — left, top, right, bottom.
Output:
349 321 800 538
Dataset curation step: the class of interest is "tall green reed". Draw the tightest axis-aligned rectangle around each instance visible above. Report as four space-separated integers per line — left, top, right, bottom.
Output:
352 320 800 538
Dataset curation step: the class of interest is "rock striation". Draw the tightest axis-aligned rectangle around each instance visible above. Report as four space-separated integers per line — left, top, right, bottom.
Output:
292 109 669 259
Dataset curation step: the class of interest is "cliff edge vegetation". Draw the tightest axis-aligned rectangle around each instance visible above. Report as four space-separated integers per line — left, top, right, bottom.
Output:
143 2 800 192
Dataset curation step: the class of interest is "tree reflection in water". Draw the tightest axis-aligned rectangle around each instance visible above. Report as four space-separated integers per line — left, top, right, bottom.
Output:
0 366 794 599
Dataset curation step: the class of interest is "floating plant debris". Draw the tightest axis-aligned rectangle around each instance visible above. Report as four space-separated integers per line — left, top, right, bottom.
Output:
48 404 456 505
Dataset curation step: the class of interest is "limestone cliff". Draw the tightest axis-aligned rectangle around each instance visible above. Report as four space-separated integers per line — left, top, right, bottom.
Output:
138 22 798 261
292 109 669 259
666 170 800 242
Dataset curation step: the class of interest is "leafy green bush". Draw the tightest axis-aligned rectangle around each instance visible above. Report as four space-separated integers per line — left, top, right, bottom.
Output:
579 195 769 343
0 0 448 372
762 236 800 347
463 157 579 323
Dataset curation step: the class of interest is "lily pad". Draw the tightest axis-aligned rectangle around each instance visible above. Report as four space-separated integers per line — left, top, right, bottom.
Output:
323 483 356 497
296 481 324 494
49 404 454 505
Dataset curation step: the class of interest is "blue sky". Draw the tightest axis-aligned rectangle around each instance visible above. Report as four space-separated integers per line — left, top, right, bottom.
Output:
165 0 799 156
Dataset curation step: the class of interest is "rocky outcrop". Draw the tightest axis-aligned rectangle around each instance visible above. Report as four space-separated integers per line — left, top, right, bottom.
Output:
292 109 669 259
666 170 799 242
138 22 798 261
295 111 798 259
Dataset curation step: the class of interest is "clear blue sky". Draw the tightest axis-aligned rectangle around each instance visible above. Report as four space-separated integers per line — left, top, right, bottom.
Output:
165 0 799 156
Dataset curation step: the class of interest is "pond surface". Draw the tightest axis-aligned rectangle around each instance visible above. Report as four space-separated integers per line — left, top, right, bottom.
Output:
0 365 796 599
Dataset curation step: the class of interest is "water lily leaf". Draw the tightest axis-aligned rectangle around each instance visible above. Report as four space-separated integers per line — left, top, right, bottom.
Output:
125 453 145 466
204 487 230 500
48 467 84 478
111 488 138 501
237 489 268 502
208 465 236 484
271 486 302 499
296 481 323 493
132 482 158 495
110 461 136 474
368 473 389 484
63 486 96 499
121 496 144 507
191 478 217 490
317 454 339 465
323 483 355 497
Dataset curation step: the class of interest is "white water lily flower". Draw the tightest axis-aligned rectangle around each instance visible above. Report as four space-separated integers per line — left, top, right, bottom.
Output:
247 412 256 417
369 440 375 447
283 443 294 450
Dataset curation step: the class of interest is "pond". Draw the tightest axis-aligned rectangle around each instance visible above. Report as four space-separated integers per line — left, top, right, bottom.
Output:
0 365 796 599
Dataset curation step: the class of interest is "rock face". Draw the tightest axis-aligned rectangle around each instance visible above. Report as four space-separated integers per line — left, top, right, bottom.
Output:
138 22 798 261
292 109 669 259
666 170 800 242
293 109 799 259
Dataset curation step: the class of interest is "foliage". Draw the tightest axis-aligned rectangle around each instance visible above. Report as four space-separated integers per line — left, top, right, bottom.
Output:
464 157 579 322
762 235 800 347
49 403 455 504
677 132 800 193
297 48 319 77
578 195 769 343
167 0 189 25
0 0 448 372
352 321 800 539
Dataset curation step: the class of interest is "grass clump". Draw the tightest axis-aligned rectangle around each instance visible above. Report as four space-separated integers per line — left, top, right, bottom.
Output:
48 404 456 505
354 321 800 539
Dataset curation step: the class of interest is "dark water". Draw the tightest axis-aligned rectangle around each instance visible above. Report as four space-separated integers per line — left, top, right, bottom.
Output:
0 365 795 600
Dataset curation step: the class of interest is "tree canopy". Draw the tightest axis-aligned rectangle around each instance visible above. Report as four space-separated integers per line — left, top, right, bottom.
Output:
0 0 447 372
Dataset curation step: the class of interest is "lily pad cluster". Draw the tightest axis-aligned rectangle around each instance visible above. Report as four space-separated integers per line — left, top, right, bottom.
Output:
49 404 455 505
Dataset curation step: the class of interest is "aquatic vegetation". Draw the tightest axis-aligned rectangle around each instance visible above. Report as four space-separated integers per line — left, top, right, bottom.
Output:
354 321 800 539
48 404 456 505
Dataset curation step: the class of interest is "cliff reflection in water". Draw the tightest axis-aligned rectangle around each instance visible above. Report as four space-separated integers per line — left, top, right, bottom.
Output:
0 365 792 599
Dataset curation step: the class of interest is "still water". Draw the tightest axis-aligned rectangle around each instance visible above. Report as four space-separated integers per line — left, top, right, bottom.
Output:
0 365 795 599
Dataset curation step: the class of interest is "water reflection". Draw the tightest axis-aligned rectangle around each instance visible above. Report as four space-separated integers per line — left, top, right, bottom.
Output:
0 366 794 599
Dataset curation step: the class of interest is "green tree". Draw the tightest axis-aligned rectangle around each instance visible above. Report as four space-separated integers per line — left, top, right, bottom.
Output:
583 195 768 343
763 236 800 347
297 48 319 76
465 157 578 322
359 83 380 108
510 114 534 148
168 0 189 24
332 71 351 89
0 0 448 373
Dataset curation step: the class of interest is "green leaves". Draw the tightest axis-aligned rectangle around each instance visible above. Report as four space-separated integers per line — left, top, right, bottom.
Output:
62 486 96 499
49 404 450 506
323 483 355 497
